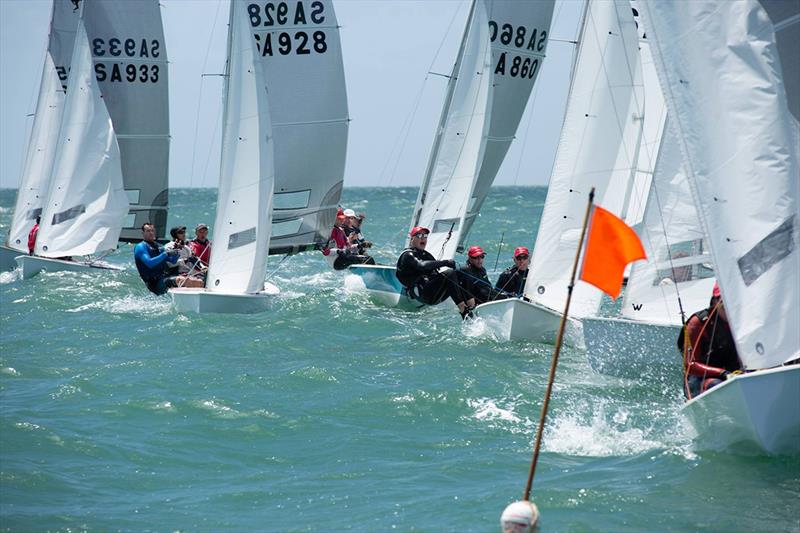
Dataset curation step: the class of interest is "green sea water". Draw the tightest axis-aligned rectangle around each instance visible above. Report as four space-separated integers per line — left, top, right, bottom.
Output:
1 187 798 532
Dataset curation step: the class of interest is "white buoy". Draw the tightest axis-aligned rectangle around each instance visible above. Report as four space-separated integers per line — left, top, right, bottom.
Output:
500 500 539 532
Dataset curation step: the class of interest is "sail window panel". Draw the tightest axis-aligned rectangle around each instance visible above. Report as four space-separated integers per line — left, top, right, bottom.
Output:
26 208 43 221
273 190 311 211
125 189 140 204
52 205 86 225
651 238 714 285
432 218 460 234
228 227 257 250
123 213 136 229
272 122 346 201
738 215 796 286
272 218 304 237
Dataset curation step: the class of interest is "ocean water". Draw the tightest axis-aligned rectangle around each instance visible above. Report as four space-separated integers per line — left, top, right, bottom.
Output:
1 187 798 532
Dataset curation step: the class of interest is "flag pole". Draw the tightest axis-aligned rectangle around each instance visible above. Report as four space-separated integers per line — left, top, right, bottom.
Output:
523 187 595 501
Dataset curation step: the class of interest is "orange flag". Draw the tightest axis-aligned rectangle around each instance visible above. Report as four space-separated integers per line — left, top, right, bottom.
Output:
579 205 646 299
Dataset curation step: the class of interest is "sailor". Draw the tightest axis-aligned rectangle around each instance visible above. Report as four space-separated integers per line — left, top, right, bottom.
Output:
324 212 375 270
188 223 212 267
395 226 472 319
495 246 530 297
343 208 373 254
134 223 203 295
679 282 742 398
500 500 539 533
458 245 498 306
164 226 198 275
27 215 40 255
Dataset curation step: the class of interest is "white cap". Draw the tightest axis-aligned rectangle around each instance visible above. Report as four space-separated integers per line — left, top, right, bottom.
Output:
500 501 539 532
343 208 356 217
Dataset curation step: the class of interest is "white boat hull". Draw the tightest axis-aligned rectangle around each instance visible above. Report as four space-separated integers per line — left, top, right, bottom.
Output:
682 365 800 454
0 245 24 271
169 282 280 314
15 254 123 280
474 298 581 345
347 264 426 311
582 317 681 378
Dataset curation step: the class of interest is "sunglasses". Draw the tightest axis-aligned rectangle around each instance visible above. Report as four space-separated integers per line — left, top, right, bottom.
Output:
414 233 429 238
515 255 529 260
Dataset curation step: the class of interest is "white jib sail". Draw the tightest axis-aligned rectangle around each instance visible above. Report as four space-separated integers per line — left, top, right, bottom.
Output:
82 0 170 242
526 0 643 318
247 0 348 255
35 20 129 259
206 0 275 295
640 0 800 369
455 0 556 251
621 121 715 325
410 0 493 260
7 1 80 253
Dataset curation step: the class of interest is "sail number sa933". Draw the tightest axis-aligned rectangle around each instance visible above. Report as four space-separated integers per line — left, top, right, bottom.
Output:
91 38 162 84
489 21 547 79
247 1 330 57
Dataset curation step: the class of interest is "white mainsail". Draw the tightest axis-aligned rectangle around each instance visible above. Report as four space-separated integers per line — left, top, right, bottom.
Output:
455 0 555 252
410 0 493 261
621 122 715 325
82 0 170 242
35 19 129 258
205 0 274 295
526 0 644 318
247 0 348 255
6 1 80 253
641 0 799 369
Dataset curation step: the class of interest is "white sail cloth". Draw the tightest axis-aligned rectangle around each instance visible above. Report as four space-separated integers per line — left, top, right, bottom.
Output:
35 21 129 258
7 1 80 253
82 0 170 241
640 0 800 369
249 0 348 254
455 0 555 251
622 122 715 325
410 0 493 260
206 0 275 295
526 0 643 318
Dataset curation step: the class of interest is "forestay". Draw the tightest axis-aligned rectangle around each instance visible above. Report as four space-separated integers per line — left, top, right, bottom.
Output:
455 0 555 252
7 1 80 253
410 0 493 260
246 0 348 255
621 122 715 325
526 0 643 318
82 0 170 242
206 0 275 295
35 20 129 258
641 0 800 369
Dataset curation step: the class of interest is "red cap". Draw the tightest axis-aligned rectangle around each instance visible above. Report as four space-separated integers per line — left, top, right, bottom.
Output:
409 226 430 237
468 245 485 258
514 246 530 258
712 282 721 298
336 207 344 216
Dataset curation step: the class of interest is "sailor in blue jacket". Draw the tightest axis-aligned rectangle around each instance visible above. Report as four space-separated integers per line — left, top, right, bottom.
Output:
134 223 203 295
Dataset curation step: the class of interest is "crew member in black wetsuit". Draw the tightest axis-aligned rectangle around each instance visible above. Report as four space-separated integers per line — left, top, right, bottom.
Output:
458 245 502 305
395 226 472 318
134 223 203 295
495 246 530 298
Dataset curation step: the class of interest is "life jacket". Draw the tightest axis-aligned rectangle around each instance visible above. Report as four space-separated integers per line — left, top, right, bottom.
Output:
135 241 166 283
189 239 211 264
678 308 739 371
395 247 435 288
27 224 39 254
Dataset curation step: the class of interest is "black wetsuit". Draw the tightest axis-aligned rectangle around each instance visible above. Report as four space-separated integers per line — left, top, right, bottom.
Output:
396 247 465 306
495 266 529 297
458 263 502 305
333 251 375 270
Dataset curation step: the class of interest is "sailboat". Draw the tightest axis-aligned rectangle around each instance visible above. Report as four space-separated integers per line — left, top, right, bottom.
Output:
0 0 79 272
170 0 348 314
13 0 171 279
640 0 799 454
350 0 555 309
475 0 644 343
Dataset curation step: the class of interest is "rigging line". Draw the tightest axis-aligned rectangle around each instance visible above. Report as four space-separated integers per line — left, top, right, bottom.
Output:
189 0 224 188
382 1 466 187
264 253 290 282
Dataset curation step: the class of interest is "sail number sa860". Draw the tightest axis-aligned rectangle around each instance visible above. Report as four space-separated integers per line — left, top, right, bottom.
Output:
489 21 548 79
248 1 329 57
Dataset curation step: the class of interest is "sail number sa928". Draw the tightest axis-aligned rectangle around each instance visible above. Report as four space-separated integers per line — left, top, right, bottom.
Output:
247 1 330 57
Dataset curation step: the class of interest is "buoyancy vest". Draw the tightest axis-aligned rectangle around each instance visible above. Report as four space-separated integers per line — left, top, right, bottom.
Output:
395 247 436 288
679 309 740 371
135 241 167 283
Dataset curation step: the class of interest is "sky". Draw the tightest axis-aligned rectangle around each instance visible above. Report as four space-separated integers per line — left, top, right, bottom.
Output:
0 0 583 189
